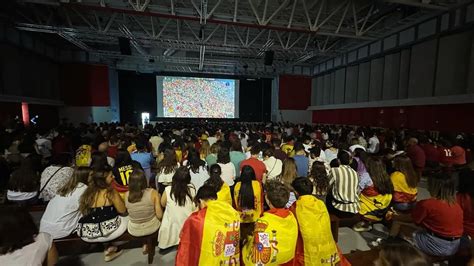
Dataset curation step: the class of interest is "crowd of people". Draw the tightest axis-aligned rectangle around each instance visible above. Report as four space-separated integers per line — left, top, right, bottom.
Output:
0 120 473 265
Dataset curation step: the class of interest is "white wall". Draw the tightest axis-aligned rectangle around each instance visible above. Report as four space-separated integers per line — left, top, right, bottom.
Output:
278 110 313 124
59 106 114 124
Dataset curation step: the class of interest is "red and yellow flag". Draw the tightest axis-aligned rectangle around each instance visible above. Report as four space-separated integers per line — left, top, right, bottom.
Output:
217 183 233 206
360 186 392 222
233 180 264 223
176 200 240 266
291 195 340 265
242 208 298 265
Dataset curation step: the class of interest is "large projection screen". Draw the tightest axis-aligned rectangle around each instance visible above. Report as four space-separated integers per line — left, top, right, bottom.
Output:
156 76 239 118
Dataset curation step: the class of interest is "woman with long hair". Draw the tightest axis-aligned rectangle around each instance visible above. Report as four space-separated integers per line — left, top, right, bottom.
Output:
199 140 211 161
125 169 163 254
40 167 91 239
186 148 209 192
158 166 197 250
204 164 232 205
77 167 127 262
390 155 419 211
7 157 40 205
309 161 330 201
205 143 220 167
217 146 236 186
279 158 298 188
156 147 180 194
404 173 462 257
233 166 263 223
278 158 298 208
354 157 394 232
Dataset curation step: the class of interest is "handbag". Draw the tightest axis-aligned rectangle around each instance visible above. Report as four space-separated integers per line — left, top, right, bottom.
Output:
77 215 122 238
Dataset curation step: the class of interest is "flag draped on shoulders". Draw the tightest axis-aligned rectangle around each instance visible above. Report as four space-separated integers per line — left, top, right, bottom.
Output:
176 200 241 266
242 208 298 265
290 195 340 266
359 186 392 222
234 181 264 223
217 183 233 206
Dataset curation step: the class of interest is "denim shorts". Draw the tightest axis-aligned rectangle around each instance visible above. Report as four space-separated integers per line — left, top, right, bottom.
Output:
413 230 460 257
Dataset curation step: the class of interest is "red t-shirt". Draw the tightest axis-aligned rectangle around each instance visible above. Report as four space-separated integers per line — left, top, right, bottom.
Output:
240 157 267 183
438 146 453 166
107 145 118 159
456 193 474 237
406 145 426 170
412 198 463 238
420 143 439 163
451 146 466 166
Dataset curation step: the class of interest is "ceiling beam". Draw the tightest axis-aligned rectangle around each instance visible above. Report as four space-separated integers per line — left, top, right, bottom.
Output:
384 0 449 11
52 2 375 40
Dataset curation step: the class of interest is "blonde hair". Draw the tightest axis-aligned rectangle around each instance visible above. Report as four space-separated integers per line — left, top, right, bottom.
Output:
278 158 298 188
57 167 91 197
200 140 211 159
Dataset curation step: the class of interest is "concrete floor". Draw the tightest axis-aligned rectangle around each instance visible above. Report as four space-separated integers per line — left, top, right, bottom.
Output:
56 184 431 265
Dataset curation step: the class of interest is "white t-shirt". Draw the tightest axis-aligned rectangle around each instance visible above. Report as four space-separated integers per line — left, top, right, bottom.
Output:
149 136 164 155
218 162 236 186
367 136 380 154
7 190 38 201
40 183 87 239
0 232 52 266
35 138 52 158
324 149 339 164
207 136 218 147
189 166 209 192
263 156 283 180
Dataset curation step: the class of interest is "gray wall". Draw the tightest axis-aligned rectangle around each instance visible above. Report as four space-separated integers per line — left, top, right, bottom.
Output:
312 30 474 106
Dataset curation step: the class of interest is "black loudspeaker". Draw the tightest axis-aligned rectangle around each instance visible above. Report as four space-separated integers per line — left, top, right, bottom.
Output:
118 37 132 55
264 50 274 66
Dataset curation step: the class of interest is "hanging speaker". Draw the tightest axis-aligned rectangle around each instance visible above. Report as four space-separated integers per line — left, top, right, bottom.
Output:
118 37 132 55
264 50 274 66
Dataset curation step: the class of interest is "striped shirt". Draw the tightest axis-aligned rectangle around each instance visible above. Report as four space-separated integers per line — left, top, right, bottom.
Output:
329 165 360 214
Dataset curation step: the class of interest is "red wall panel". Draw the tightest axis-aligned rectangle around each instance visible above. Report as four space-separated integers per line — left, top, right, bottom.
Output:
279 75 312 110
312 104 474 133
60 64 110 106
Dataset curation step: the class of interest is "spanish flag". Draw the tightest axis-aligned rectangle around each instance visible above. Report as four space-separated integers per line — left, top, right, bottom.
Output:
359 186 392 222
242 208 298 265
217 183 233 206
176 200 241 266
233 180 264 223
290 195 340 265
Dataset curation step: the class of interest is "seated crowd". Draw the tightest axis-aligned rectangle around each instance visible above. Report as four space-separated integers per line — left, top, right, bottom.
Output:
0 121 473 265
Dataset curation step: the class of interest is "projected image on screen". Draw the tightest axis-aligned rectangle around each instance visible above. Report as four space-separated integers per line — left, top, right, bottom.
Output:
162 77 236 118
